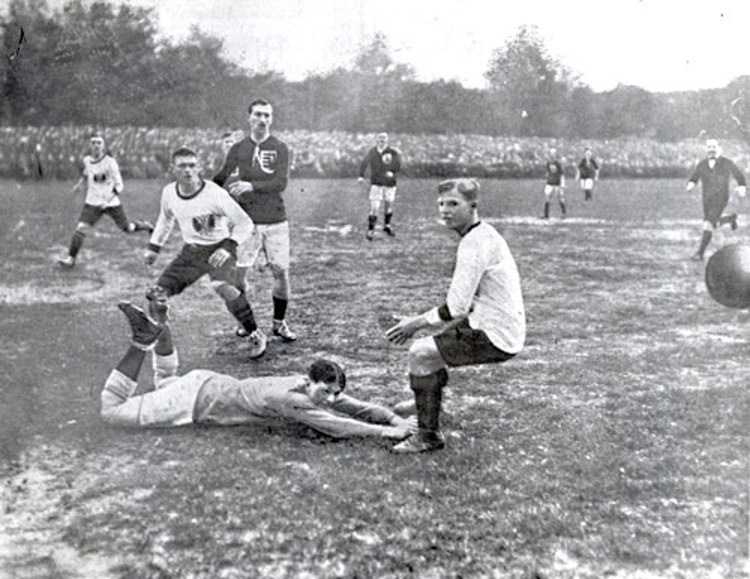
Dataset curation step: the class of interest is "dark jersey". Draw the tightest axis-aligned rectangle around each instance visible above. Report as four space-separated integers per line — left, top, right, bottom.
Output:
213 135 289 224
546 160 564 186
578 158 599 179
359 146 401 187
689 157 746 202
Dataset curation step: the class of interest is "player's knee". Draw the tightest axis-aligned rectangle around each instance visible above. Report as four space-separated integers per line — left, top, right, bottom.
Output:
703 221 715 231
124 222 136 233
75 222 90 233
408 338 443 374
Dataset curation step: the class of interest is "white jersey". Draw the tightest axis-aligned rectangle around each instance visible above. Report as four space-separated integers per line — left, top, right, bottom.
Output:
83 155 123 207
149 180 253 249
445 221 525 354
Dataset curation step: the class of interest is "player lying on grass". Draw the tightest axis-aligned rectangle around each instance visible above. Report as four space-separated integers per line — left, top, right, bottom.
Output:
386 178 526 453
100 301 414 441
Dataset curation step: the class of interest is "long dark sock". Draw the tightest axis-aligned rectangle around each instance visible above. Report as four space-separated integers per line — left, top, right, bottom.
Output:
368 215 377 231
226 293 258 333
543 202 550 219
560 201 567 216
409 369 448 437
154 324 174 356
115 345 147 381
384 212 393 228
273 296 288 321
69 230 85 258
697 230 713 258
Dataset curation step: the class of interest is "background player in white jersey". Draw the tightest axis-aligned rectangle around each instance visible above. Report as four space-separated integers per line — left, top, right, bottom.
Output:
144 147 266 358
58 132 152 268
386 178 526 453
100 301 414 441
358 132 402 240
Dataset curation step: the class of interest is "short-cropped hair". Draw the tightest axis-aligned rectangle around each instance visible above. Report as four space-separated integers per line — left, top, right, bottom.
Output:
437 178 480 202
308 359 346 391
172 147 197 160
248 99 272 114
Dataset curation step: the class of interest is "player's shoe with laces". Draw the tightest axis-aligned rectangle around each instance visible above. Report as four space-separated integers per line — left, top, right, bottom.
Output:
391 431 445 454
133 220 154 234
118 302 163 348
272 319 297 342
366 230 374 241
246 329 267 359
384 226 395 237
57 256 76 268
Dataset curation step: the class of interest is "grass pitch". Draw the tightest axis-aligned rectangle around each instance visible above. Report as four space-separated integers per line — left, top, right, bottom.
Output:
0 177 748 578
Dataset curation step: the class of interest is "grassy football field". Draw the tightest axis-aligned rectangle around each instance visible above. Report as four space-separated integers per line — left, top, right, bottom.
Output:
0 176 747 578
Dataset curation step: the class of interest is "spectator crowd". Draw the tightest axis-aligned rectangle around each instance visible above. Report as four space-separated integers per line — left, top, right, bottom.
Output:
1 126 748 181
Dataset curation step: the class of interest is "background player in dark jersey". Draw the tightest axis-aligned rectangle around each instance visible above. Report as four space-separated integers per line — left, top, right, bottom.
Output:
58 132 152 268
576 147 600 201
358 133 402 240
686 138 746 260
214 99 296 343
541 148 566 219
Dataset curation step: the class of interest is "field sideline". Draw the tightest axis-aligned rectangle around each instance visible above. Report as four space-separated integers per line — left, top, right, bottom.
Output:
0 177 748 578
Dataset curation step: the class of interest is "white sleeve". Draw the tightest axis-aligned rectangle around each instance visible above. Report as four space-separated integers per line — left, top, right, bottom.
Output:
445 236 487 318
221 194 253 245
149 192 175 248
110 158 124 193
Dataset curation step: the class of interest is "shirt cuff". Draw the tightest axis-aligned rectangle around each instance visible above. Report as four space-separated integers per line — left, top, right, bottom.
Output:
424 307 442 326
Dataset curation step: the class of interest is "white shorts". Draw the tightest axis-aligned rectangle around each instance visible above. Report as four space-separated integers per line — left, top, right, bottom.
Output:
237 221 290 269
580 178 594 190
544 185 564 198
369 185 397 203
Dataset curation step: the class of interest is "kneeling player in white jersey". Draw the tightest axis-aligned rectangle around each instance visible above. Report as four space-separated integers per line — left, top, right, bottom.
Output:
58 132 152 268
144 147 266 358
386 178 526 453
100 302 414 441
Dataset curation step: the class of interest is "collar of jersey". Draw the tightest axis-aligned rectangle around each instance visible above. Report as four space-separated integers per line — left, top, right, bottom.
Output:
175 179 206 200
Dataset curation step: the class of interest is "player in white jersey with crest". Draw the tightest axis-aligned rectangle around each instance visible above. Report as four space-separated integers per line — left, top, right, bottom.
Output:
58 132 152 268
144 147 266 358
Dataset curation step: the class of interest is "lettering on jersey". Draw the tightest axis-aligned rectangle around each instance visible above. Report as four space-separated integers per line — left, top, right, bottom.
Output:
253 148 278 174
192 214 217 233
93 173 107 182
382 152 393 165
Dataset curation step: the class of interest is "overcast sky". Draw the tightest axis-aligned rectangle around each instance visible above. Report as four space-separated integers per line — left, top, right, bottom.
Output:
41 0 750 92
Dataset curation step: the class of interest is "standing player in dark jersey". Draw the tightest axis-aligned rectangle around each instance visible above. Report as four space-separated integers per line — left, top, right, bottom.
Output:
358 133 402 240
686 138 746 260
541 148 566 219
214 99 296 343
576 147 600 201
58 132 152 268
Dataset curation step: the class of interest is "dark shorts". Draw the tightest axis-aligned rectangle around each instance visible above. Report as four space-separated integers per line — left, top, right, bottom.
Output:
157 243 242 297
79 203 129 230
434 318 516 367
703 195 729 226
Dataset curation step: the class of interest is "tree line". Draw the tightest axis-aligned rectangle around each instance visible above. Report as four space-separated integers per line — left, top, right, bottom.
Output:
2 0 748 141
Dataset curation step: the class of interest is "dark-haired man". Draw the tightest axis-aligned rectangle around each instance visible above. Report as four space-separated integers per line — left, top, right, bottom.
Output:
386 178 526 453
101 302 413 440
214 99 296 342
687 138 747 260
358 132 402 240
144 147 266 358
